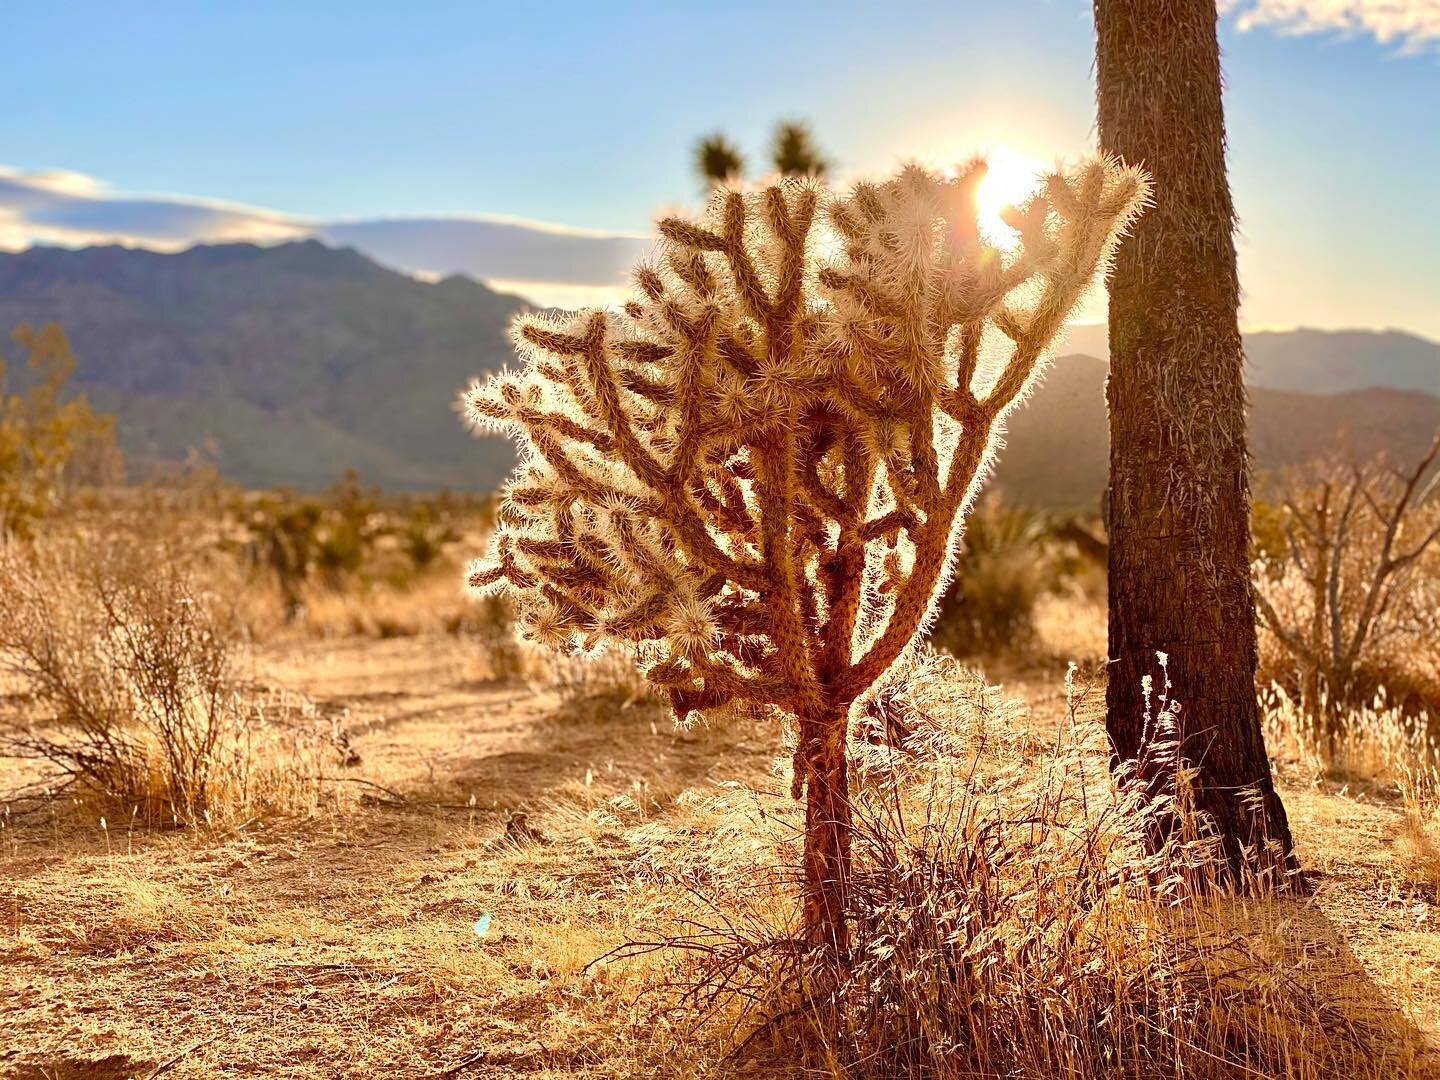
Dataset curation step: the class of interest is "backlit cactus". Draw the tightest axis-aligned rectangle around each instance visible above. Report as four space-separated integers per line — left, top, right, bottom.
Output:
462 158 1147 948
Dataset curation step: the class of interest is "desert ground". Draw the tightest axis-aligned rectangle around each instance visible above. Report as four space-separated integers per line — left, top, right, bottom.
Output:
4 594 1440 1079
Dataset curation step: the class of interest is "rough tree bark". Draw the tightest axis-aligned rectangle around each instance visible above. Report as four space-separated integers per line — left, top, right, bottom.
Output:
1094 0 1296 878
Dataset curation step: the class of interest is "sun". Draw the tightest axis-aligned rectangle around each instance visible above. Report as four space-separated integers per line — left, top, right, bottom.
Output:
974 146 1046 251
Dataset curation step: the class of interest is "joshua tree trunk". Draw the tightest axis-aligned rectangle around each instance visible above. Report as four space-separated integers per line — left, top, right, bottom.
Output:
799 709 852 954
1094 0 1295 879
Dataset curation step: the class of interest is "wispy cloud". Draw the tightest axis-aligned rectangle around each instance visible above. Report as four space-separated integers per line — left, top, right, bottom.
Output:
1222 1 1440 53
317 217 649 288
0 167 304 249
0 166 652 307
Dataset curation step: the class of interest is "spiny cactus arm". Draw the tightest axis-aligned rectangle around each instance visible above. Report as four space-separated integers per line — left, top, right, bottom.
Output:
907 414 944 512
750 433 826 718
670 183 830 717
943 324 985 418
978 164 1148 419
837 427 994 700
833 160 1149 701
658 196 775 325
815 440 877 686
798 450 851 524
858 507 919 542
717 193 827 709
650 651 794 701
506 316 767 593
466 179 846 720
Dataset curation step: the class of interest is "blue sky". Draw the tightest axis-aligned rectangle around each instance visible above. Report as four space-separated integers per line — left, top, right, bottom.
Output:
3 0 1438 336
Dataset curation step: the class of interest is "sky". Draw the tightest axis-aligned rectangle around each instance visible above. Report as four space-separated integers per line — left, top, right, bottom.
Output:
3 0 1438 336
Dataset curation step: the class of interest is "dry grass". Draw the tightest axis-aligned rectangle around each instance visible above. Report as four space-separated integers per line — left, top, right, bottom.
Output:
210 554 459 643
1 632 771 1078
600 654 1432 1078
1263 684 1436 788
0 537 345 825
1397 762 1440 897
1263 682 1440 895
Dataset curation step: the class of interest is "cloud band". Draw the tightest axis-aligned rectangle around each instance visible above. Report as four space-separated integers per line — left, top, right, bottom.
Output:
0 166 651 306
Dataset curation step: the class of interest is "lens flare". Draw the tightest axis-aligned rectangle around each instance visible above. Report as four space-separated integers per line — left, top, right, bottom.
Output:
975 147 1046 251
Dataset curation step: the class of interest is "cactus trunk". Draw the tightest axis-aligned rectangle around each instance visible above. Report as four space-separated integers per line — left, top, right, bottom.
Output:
800 708 852 954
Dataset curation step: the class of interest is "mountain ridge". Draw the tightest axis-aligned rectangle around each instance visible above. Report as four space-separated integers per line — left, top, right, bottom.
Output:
997 353 1440 510
2 239 1436 501
0 239 527 491
1059 321 1439 395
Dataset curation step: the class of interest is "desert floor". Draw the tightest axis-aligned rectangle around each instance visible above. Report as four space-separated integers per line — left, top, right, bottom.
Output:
3 630 1440 1078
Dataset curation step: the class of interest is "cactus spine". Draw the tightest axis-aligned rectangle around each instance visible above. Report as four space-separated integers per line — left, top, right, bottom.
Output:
462 158 1147 951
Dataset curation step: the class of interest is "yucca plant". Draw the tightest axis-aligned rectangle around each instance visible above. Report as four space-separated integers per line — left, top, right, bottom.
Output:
461 158 1147 951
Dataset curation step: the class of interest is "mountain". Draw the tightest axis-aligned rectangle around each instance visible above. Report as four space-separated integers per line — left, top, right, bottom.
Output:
1057 323 1439 396
996 354 1440 510
0 240 1435 499
1245 329 1440 395
0 240 523 490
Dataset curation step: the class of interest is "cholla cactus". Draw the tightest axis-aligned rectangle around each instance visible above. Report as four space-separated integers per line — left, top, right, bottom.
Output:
462 158 1147 949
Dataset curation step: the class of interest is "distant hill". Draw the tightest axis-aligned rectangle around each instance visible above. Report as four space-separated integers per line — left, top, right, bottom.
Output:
0 240 1435 499
0 240 523 490
1058 323 1440 395
996 354 1440 510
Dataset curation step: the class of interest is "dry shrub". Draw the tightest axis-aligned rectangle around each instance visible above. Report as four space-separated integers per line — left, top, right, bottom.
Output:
1 322 122 537
928 501 1108 661
1254 438 1440 729
0 538 336 823
214 479 492 638
457 593 538 681
604 652 1427 1078
224 548 517 647
546 647 656 713
284 572 479 640
929 498 1054 658
452 579 653 692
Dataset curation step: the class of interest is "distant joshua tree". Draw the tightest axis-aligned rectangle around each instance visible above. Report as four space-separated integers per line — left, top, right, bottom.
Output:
694 133 745 189
770 119 829 179
694 120 828 188
1095 0 1295 879
462 160 1146 951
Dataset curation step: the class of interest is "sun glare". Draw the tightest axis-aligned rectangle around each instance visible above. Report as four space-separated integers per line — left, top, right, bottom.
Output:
974 147 1046 251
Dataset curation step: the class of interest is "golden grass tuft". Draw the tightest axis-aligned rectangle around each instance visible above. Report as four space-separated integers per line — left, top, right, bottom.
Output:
1398 761 1440 897
1263 683 1438 789
597 652 1432 1078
